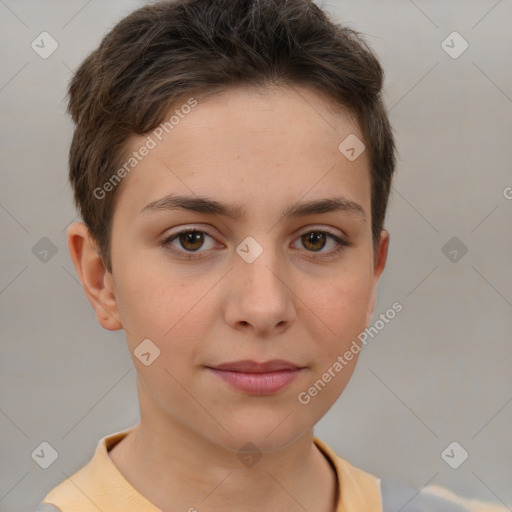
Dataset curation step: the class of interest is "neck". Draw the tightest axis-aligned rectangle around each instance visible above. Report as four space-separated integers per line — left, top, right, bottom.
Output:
109 411 338 511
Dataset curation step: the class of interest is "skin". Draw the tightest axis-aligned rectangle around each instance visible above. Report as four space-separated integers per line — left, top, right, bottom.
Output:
67 84 389 512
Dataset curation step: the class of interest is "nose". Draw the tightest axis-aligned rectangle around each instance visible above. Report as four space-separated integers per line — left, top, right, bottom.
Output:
223 239 296 337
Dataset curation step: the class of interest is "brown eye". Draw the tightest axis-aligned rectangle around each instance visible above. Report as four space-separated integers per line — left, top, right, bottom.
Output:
178 230 205 251
301 232 328 252
293 230 350 259
161 228 217 260
160 227 350 262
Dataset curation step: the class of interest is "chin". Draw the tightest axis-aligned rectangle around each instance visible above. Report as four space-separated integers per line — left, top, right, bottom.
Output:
203 410 314 454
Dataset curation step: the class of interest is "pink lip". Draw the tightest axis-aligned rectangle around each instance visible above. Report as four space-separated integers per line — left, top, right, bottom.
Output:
207 360 304 395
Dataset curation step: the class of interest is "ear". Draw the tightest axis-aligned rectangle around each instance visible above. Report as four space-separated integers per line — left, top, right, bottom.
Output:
66 222 122 331
365 229 390 326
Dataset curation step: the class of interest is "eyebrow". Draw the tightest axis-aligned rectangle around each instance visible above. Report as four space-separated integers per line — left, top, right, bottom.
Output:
140 193 366 223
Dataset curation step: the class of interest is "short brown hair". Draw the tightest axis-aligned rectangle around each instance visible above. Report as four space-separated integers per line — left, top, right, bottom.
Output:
67 0 396 273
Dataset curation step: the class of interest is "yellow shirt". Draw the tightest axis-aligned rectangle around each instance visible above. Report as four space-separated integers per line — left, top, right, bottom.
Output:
38 429 505 512
38 428 382 512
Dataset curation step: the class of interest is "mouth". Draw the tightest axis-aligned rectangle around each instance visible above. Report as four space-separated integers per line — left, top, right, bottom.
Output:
205 359 305 395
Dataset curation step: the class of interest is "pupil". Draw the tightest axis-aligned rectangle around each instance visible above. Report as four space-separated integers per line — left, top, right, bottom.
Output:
182 231 203 251
304 232 325 251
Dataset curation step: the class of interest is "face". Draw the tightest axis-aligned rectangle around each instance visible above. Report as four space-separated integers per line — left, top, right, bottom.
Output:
81 85 388 453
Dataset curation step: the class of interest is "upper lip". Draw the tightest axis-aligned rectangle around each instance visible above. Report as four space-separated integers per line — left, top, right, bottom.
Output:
209 359 302 373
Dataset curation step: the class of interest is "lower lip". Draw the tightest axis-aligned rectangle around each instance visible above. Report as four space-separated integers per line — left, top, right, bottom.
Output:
207 368 302 395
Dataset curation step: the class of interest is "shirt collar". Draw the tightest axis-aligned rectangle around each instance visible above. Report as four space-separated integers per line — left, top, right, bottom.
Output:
83 427 382 512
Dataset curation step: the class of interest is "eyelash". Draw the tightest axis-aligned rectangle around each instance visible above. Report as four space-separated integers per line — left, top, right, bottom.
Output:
159 227 352 261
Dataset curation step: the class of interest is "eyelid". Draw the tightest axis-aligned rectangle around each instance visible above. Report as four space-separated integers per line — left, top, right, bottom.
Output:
160 224 352 259
296 224 347 239
162 224 346 243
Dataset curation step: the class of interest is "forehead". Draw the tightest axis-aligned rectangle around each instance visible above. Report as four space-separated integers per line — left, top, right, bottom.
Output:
114 85 371 223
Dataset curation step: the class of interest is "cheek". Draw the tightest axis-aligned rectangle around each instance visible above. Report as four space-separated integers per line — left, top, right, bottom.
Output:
304 264 372 338
116 270 217 367
114 266 191 345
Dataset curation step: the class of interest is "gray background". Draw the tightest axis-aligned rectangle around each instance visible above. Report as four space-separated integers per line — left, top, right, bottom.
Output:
1 0 511 511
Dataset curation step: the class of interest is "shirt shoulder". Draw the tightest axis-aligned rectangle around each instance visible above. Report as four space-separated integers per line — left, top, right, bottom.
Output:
314 436 382 511
314 436 506 512
34 427 159 512
34 504 63 512
381 480 508 512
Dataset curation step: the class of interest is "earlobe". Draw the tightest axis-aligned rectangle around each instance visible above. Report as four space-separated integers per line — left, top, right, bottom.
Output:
66 222 122 331
365 230 390 326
